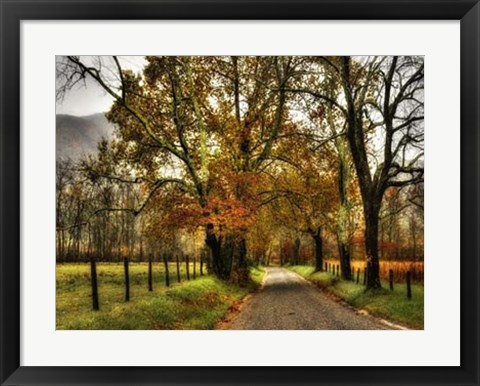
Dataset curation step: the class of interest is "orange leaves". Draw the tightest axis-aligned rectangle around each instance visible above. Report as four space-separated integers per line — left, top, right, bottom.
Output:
201 169 260 235
162 195 256 237
159 170 259 237
201 197 256 233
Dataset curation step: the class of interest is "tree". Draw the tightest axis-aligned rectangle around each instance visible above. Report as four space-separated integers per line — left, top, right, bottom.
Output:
263 140 338 271
286 56 424 288
339 56 424 288
57 56 302 284
289 62 358 279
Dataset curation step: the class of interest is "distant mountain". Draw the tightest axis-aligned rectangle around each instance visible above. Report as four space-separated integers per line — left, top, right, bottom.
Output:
56 113 115 161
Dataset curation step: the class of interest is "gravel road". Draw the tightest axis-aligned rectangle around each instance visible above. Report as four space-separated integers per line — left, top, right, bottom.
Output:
226 267 394 330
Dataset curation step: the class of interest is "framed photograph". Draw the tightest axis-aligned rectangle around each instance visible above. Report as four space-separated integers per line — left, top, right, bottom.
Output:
1 0 479 385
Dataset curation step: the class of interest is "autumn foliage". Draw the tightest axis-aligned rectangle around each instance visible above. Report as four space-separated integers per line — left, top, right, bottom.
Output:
56 55 424 288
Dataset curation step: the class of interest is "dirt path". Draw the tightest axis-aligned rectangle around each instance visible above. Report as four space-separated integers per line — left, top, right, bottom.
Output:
226 267 395 330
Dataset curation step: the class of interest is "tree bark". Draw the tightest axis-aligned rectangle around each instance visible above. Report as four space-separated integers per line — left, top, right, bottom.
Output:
341 56 382 289
185 255 190 280
293 237 301 266
338 238 352 280
336 149 353 281
163 255 170 287
176 255 181 283
233 237 249 286
312 229 323 272
205 224 232 280
364 200 382 289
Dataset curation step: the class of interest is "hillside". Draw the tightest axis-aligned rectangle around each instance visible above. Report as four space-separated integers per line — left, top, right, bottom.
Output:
56 113 114 161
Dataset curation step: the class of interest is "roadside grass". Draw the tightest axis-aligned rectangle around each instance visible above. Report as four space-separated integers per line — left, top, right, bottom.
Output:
288 265 424 329
57 262 265 330
249 264 266 286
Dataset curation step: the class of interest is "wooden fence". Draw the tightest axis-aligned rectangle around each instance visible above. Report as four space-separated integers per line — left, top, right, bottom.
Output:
324 261 416 299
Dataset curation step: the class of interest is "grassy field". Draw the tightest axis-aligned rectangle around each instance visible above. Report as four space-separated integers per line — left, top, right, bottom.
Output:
288 265 424 329
57 262 264 330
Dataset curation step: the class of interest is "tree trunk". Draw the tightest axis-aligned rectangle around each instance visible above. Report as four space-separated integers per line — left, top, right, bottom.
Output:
87 223 99 310
312 229 323 272
293 237 301 266
341 56 382 290
338 238 352 280
163 255 170 287
411 215 417 260
364 201 382 289
205 224 231 280
233 237 249 287
176 255 181 283
335 146 352 281
60 229 65 261
412 234 417 260
185 255 190 280
205 224 249 285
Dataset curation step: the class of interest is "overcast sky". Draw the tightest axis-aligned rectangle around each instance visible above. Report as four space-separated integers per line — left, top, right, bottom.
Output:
56 56 147 116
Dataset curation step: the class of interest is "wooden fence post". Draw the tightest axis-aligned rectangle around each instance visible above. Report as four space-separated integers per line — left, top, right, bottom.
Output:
200 254 204 276
389 269 394 291
356 268 360 284
186 255 190 280
163 255 170 287
124 256 130 302
148 253 153 292
176 255 181 283
193 257 197 279
406 271 412 299
90 255 99 310
325 262 328 272
363 267 367 286
336 264 340 277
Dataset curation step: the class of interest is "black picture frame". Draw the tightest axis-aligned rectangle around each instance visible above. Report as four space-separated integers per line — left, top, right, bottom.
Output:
1 1 479 385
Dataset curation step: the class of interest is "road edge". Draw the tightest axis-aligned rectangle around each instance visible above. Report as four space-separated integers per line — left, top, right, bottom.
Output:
215 267 269 330
288 268 410 330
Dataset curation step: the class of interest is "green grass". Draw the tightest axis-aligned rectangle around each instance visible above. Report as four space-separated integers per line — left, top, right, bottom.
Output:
249 265 266 286
288 265 424 329
57 262 265 330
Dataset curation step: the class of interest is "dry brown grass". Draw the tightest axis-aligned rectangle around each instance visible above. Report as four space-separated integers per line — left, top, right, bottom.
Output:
324 259 424 283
